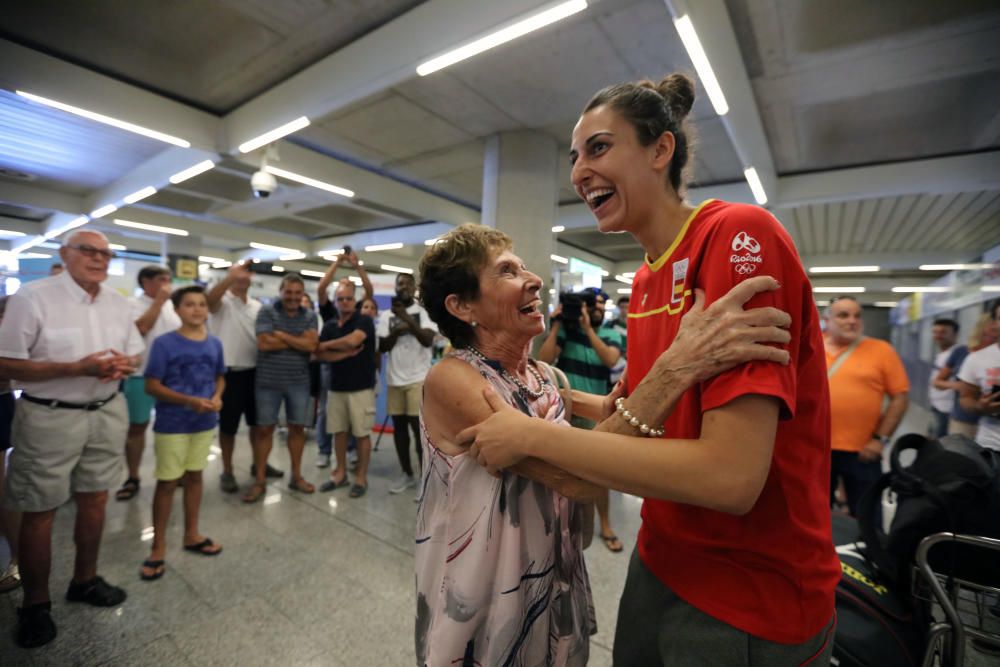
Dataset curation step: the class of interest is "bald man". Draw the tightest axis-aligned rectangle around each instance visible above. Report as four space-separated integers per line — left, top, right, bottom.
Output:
0 230 144 648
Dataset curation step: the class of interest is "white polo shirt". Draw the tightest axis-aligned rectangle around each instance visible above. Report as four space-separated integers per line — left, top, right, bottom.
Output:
208 291 262 370
130 293 181 375
0 271 145 403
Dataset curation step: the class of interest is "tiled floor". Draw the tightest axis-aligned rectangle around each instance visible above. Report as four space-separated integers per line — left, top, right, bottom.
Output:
1 404 996 666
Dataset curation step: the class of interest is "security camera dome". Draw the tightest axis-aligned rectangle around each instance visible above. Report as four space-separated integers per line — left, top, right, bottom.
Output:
251 170 277 199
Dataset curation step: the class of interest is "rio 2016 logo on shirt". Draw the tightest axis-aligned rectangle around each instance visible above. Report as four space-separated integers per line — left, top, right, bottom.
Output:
730 231 763 275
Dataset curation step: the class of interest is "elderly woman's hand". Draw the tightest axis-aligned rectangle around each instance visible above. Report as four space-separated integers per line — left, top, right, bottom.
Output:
457 388 537 475
660 276 792 384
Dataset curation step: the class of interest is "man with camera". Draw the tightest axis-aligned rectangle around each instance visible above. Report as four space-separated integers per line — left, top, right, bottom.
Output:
539 287 625 552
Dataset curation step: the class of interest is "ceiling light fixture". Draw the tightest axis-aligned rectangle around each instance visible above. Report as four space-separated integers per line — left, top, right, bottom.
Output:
300 270 325 278
620 271 635 279
551 225 565 233
249 242 303 254
919 263 991 271
198 255 227 264
264 165 353 198
380 264 414 274
122 186 157 204
0 230 26 238
423 238 442 246
318 248 344 258
809 266 880 274
238 116 311 154
108 244 127 251
271 265 285 272
600 269 610 277
891 286 949 293
16 91 192 147
211 260 232 269
15 252 51 259
416 0 588 76
615 274 633 285
169 160 215 184
43 215 90 240
114 219 189 236
364 243 403 252
279 252 306 261
551 254 568 264
673 15 728 115
874 301 899 308
10 238 46 254
90 204 118 219
812 286 865 293
744 167 767 205
982 286 1000 293
617 288 632 295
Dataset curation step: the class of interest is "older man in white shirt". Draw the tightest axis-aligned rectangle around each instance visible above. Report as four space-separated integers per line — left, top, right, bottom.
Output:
0 229 143 648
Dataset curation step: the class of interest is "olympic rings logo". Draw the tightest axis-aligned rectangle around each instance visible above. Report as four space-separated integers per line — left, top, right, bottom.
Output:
731 232 760 253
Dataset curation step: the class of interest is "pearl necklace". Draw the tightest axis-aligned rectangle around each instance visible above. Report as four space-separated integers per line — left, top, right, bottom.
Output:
467 346 549 400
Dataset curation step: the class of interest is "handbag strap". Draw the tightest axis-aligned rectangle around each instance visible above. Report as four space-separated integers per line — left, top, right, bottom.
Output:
828 337 862 378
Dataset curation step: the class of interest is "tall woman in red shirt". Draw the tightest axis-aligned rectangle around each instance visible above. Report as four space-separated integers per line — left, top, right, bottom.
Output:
459 74 840 665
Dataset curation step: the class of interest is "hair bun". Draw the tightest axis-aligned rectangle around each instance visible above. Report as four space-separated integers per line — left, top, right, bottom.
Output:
657 74 695 121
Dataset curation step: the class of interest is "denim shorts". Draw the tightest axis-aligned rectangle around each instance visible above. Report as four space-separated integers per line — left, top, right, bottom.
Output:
255 383 311 426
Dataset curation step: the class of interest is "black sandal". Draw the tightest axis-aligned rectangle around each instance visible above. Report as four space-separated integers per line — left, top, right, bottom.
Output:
115 477 140 501
139 560 165 581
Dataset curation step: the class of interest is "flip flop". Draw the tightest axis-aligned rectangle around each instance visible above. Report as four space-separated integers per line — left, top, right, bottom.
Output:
183 538 222 556
287 477 316 494
242 483 266 503
348 483 367 498
139 560 165 581
319 476 350 492
600 533 624 553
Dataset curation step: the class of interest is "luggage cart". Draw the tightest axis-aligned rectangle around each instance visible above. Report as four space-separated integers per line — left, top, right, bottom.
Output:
913 533 1000 666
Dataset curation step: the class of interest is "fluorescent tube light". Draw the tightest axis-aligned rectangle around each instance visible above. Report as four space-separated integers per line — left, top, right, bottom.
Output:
673 16 729 115
43 215 90 239
364 243 403 252
380 264 414 274
114 219 189 236
123 186 157 204
812 287 865 293
417 0 588 76
16 252 51 259
600 269 610 277
551 254 568 264
16 90 192 147
271 266 285 272
249 242 303 255
264 166 353 198
0 230 26 238
551 225 565 233
615 274 633 285
617 288 632 295
10 238 46 254
891 286 949 293
169 160 215 184
279 252 306 261
108 244 127 251
300 270 325 278
744 167 767 205
348 276 362 285
90 204 118 219
809 266 880 274
211 261 232 269
423 238 441 246
199 255 227 264
814 300 830 307
874 302 899 308
620 271 635 279
982 286 1000 293
238 116 311 154
919 263 991 271
319 248 344 258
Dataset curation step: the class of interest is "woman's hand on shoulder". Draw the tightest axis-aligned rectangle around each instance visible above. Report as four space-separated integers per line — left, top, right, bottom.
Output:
455 387 540 476
662 275 792 384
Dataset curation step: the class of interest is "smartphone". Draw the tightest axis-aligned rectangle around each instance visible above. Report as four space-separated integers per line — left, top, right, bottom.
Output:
343 244 352 255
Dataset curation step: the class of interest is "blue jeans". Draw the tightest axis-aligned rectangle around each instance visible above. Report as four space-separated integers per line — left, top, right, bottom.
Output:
255 383 311 426
316 388 332 456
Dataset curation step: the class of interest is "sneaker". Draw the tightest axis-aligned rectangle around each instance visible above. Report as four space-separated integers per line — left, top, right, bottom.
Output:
389 474 416 494
65 575 127 607
0 560 21 593
219 473 238 494
16 602 56 648
315 453 330 468
251 463 284 479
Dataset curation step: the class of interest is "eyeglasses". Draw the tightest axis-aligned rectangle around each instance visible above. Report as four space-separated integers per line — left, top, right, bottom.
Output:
335 296 355 302
66 244 116 260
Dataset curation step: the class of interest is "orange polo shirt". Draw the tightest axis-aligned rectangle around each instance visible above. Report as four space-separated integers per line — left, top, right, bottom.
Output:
826 337 910 452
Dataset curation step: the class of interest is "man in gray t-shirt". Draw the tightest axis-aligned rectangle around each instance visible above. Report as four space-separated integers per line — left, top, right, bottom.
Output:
244 274 318 502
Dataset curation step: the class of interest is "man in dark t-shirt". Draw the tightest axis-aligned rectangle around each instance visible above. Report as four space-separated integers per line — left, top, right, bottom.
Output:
315 282 377 498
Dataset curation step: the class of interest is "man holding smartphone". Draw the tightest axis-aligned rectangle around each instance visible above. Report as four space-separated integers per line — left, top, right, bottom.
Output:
957 300 1000 451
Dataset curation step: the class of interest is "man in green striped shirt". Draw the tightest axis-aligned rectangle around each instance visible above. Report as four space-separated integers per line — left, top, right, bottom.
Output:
539 287 624 552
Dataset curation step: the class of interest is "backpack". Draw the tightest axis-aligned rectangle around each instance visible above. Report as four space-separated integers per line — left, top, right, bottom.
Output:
856 433 1000 594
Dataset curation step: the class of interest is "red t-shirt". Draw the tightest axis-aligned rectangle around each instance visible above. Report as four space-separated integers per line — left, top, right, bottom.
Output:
626 199 840 644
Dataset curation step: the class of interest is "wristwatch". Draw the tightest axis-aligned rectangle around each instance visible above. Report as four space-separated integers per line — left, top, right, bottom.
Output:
873 434 890 446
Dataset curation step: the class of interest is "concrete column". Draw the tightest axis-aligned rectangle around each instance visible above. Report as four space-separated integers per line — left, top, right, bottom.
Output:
482 131 560 347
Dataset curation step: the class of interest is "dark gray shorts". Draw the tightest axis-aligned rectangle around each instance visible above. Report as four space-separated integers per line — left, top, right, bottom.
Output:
613 547 835 666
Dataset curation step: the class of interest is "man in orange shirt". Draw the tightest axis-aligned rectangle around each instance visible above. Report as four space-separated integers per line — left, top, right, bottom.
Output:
824 296 909 515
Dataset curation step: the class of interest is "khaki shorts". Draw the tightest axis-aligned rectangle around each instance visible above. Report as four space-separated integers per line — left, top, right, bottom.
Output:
154 429 214 481
5 394 127 512
326 389 376 438
387 382 423 417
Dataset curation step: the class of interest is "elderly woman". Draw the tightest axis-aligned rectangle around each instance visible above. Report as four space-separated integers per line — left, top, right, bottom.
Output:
415 224 791 666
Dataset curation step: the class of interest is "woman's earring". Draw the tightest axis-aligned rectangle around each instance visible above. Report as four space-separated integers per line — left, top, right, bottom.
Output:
470 320 478 328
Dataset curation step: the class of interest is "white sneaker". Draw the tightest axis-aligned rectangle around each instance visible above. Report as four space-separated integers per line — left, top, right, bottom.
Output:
315 453 330 468
389 474 416 494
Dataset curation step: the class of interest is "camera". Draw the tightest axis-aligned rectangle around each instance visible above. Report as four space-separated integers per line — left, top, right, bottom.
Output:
250 170 277 199
556 291 596 327
343 245 352 256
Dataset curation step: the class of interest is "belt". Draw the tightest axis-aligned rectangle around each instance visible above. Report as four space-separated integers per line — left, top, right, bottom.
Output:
22 393 116 411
